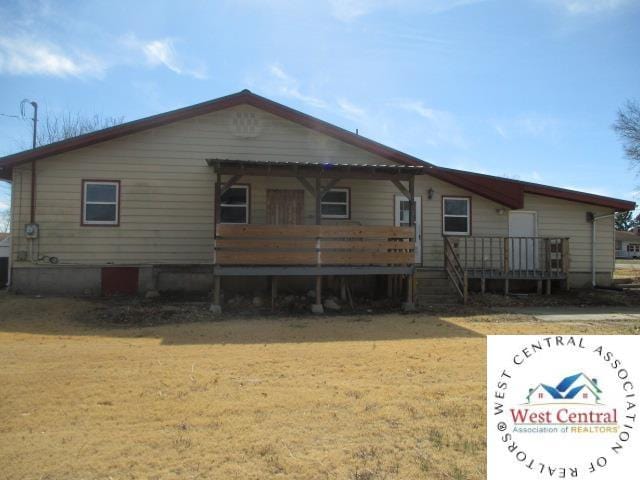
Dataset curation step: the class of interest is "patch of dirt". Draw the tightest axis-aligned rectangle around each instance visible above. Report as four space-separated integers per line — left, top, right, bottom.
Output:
77 293 405 328
87 301 215 327
467 288 640 308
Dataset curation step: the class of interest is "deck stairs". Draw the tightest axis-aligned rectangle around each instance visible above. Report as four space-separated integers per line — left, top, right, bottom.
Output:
415 268 462 306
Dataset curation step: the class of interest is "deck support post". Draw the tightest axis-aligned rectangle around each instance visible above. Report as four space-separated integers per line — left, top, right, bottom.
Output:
312 276 324 314
340 277 347 301
537 280 543 295
504 278 509 296
546 279 552 295
271 276 278 309
402 274 416 311
210 276 222 315
480 277 486 294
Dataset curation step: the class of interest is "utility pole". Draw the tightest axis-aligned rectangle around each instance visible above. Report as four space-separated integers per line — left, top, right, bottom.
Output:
21 99 38 224
21 99 38 149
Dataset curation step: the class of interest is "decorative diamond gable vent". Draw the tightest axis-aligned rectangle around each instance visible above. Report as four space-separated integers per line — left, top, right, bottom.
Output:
228 110 263 138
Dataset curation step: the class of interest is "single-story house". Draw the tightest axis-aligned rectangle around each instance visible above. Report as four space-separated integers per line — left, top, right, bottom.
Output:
0 90 635 309
615 230 640 259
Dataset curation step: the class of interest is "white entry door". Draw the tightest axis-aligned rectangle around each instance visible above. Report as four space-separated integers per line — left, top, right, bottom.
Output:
509 211 537 271
395 195 422 264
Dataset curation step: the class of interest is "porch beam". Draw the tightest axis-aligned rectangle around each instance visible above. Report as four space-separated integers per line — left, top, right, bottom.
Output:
296 176 316 196
319 178 340 199
220 175 243 196
392 180 411 200
213 165 414 182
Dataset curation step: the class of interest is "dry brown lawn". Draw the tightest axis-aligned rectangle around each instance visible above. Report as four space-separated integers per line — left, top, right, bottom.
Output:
0 294 637 480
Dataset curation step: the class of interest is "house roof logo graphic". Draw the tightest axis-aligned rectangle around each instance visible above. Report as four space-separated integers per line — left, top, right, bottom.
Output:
526 372 602 405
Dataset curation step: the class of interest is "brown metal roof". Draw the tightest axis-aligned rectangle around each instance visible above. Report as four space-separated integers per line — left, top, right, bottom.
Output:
0 89 635 211
206 158 424 172
432 167 636 211
616 230 640 242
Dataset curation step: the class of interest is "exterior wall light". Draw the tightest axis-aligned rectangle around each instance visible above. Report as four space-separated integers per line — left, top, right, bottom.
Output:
496 208 506 215
427 188 434 200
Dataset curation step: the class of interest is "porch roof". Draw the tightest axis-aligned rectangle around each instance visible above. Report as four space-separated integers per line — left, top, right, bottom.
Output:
205 158 424 181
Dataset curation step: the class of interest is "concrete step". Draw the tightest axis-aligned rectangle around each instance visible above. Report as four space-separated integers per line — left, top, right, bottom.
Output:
417 294 462 306
416 279 453 287
415 269 448 279
417 286 459 295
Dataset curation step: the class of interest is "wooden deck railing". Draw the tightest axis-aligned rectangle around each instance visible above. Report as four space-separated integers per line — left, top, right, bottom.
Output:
444 236 570 279
215 224 415 266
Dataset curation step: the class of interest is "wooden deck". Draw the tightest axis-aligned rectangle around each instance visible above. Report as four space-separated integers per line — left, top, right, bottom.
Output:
444 235 570 302
214 224 416 272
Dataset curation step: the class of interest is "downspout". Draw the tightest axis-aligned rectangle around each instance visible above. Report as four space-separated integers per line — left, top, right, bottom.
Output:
29 101 38 225
30 160 36 224
591 212 615 288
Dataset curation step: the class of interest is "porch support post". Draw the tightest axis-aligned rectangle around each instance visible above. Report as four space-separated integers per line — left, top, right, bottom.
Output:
311 177 324 314
315 177 322 225
210 170 222 315
402 175 416 312
408 176 415 226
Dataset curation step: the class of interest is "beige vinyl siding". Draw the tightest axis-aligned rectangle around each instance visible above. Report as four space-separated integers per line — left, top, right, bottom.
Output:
523 193 614 274
417 176 508 268
10 105 393 266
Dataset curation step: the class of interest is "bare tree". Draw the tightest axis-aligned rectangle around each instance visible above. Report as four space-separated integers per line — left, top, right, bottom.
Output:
613 99 640 167
35 112 125 147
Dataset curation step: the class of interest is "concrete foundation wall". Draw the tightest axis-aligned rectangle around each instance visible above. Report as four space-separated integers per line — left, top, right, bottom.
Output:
10 266 381 297
11 266 102 295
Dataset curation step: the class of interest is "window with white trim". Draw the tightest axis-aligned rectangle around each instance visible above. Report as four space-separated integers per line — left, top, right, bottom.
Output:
220 185 249 223
321 188 349 219
442 197 470 235
82 181 119 225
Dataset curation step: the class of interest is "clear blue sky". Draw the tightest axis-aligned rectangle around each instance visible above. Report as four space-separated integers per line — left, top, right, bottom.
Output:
1 0 639 215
